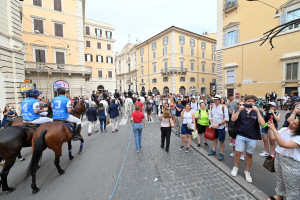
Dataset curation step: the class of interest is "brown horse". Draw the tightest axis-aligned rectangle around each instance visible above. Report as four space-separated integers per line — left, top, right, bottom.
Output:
26 100 86 194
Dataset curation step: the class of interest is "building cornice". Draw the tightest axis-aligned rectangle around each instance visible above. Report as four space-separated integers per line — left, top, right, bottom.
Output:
23 31 84 43
84 21 115 31
84 35 116 43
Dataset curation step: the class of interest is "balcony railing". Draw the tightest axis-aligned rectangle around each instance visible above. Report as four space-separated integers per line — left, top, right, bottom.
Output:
161 67 188 74
25 61 92 75
224 0 238 13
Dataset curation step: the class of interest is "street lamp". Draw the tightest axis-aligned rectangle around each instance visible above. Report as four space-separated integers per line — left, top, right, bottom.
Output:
246 0 280 18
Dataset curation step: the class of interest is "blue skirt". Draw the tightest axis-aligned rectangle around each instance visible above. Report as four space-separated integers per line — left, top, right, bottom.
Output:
181 124 192 135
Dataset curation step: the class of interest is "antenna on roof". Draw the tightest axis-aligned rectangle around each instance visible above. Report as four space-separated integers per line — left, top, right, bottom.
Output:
136 38 138 44
128 34 130 42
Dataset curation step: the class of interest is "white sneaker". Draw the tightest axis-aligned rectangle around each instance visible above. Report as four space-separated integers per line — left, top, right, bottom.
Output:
230 152 235 157
231 167 238 177
244 171 252 183
259 151 269 157
240 154 245 161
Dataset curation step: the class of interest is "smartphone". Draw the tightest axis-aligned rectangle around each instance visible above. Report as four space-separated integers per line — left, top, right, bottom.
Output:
296 104 300 109
270 115 273 122
244 104 253 108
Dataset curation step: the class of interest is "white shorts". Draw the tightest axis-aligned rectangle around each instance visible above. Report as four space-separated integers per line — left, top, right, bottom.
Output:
66 115 81 125
25 117 53 124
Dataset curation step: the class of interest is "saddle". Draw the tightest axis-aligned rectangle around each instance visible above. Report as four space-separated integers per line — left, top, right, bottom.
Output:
53 120 75 133
23 122 40 127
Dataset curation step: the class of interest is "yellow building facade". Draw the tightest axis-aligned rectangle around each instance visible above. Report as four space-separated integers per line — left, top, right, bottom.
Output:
84 19 116 94
136 26 217 95
217 0 300 98
22 0 91 98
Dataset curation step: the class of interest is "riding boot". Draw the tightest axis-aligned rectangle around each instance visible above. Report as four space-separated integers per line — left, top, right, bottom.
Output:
73 124 82 141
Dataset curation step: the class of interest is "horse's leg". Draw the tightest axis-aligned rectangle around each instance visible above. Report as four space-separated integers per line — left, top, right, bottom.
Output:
31 164 40 194
0 157 16 192
68 141 74 160
78 138 84 155
53 148 65 175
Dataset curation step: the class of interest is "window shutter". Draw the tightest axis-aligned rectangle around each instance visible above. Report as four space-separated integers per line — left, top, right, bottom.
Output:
110 32 112 39
56 52 65 64
86 26 90 35
54 0 62 11
280 13 287 25
101 56 103 63
224 33 227 47
100 29 102 37
55 24 63 37
111 57 113 64
85 54 87 61
235 29 239 44
96 56 98 62
106 57 108 63
91 55 93 62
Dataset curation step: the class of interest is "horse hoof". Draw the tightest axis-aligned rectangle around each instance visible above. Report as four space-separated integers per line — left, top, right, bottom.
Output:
32 187 40 194
69 156 74 160
59 170 65 175
7 187 16 193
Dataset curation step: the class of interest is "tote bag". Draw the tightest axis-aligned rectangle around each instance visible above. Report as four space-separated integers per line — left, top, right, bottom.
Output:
204 127 216 141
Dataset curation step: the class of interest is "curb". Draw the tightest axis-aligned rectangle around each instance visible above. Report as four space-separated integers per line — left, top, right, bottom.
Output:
188 138 268 200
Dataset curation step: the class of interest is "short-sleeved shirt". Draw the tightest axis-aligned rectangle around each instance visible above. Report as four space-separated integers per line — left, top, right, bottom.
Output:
195 109 210 126
135 101 144 112
52 95 72 120
226 101 238 114
236 109 264 140
131 111 145 123
21 97 40 121
276 127 300 162
175 104 184 117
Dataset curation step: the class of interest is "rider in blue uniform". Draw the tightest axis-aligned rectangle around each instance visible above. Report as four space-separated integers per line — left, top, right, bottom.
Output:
52 87 82 141
21 89 53 124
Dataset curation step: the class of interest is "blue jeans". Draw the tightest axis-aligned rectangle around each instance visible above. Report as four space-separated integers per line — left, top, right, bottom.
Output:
132 122 143 151
156 105 159 115
99 116 106 132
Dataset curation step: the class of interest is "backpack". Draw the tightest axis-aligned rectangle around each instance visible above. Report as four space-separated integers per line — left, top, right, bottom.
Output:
147 103 153 110
196 109 209 118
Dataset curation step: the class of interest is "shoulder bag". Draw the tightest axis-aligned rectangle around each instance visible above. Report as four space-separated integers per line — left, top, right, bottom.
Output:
263 155 275 172
204 127 216 141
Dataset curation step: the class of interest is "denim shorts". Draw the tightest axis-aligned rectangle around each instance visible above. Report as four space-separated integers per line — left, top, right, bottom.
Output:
235 135 257 154
215 128 225 142
261 127 268 135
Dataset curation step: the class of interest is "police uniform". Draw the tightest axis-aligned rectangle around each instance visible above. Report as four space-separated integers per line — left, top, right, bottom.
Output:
21 97 53 124
52 95 81 125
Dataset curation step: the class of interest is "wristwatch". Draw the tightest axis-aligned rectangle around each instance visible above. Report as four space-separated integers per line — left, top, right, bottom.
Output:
218 123 221 126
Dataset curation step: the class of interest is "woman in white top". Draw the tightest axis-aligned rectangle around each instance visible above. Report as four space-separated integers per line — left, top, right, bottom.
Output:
267 119 300 200
180 103 196 153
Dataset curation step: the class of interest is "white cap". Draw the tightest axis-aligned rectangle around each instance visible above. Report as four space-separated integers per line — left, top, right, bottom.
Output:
268 102 277 107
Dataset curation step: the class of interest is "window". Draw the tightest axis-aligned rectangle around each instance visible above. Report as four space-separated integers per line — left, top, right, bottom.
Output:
107 44 111 50
212 64 215 73
190 38 195 47
141 67 144 75
212 78 216 83
141 79 144 83
212 54 216 60
180 77 185 82
153 63 156 73
54 0 62 12
141 56 143 63
96 55 103 63
95 28 102 37
224 29 239 46
286 62 298 80
106 31 112 39
163 36 168 45
140 48 144 56
152 78 157 83
190 77 195 82
33 0 42 7
202 51 205 58
180 59 184 70
212 45 216 52
282 8 300 30
164 60 168 71
201 42 206 50
54 23 63 37
202 62 205 72
153 51 156 59
35 49 46 63
97 42 101 49
224 0 238 12
128 64 130 72
98 70 103 78
191 62 195 71
86 26 90 35
85 54 92 62
108 71 113 78
179 35 185 44
34 19 44 34
152 42 156 50
163 47 168 56
227 70 235 84
106 56 113 64
55 52 65 64
191 48 194 56
86 41 91 48
163 77 168 82
202 77 205 83
180 46 184 54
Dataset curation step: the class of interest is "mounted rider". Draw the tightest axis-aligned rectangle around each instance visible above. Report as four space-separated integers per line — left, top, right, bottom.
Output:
21 89 53 124
52 87 82 141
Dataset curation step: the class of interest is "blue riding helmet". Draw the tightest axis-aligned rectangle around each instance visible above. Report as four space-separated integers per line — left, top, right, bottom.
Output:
27 89 42 97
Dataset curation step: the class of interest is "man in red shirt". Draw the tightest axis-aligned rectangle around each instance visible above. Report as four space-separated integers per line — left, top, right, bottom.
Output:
135 98 144 112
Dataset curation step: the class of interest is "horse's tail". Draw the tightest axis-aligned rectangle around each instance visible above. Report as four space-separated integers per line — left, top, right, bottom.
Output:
26 129 47 179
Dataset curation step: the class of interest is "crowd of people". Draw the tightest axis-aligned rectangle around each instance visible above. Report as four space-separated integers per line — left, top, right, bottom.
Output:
1 88 300 200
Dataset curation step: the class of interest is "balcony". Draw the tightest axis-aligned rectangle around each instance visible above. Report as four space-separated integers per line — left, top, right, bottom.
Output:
161 67 188 74
25 61 92 76
224 0 238 13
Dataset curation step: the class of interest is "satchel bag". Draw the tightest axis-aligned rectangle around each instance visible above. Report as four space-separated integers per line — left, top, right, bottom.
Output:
228 120 238 139
192 129 198 139
187 122 195 130
263 155 275 172
170 118 175 128
106 118 110 125
204 127 216 141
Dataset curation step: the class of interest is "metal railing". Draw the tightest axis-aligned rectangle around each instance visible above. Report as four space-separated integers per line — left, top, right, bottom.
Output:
161 67 188 74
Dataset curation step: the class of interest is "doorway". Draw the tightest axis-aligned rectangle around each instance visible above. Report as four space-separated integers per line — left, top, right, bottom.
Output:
227 88 234 98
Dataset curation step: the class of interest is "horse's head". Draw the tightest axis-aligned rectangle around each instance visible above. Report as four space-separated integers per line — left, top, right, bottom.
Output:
72 100 86 119
46 101 53 118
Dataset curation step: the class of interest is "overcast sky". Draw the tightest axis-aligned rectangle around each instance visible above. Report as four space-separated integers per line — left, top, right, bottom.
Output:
85 0 217 52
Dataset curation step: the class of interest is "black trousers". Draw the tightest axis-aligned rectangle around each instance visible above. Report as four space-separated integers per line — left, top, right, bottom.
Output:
161 127 171 150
